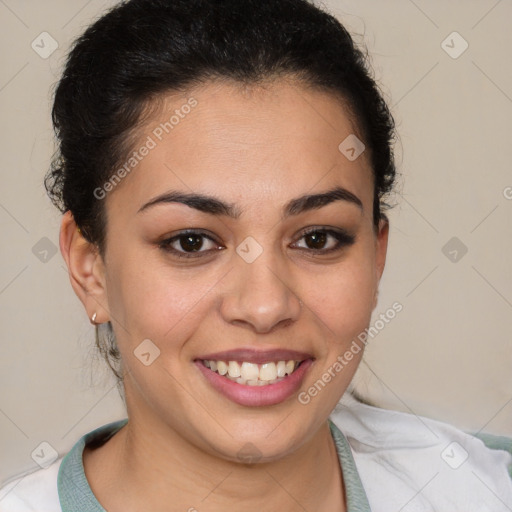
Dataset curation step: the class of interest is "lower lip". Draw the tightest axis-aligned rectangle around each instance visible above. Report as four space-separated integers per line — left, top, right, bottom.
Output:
194 359 314 407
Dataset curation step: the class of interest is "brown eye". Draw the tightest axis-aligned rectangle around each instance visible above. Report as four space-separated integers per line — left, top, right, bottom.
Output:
159 230 222 259
304 231 328 250
293 228 355 254
178 233 205 252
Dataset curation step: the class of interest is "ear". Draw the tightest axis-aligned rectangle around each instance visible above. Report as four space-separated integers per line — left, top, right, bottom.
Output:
59 210 110 324
372 215 389 310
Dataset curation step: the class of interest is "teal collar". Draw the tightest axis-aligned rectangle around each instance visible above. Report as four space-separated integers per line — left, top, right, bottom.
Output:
58 419 127 511
329 419 371 511
58 418 370 511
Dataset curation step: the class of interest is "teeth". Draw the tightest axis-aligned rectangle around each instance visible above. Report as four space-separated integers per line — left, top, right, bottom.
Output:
240 362 259 381
285 360 295 375
260 362 277 381
228 361 241 378
202 359 303 386
217 361 228 375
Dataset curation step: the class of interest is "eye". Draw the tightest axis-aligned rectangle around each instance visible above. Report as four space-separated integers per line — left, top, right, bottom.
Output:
158 227 355 260
292 227 355 254
159 229 223 259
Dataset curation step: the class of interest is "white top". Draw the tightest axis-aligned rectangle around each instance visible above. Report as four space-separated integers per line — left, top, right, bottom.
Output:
1 393 511 511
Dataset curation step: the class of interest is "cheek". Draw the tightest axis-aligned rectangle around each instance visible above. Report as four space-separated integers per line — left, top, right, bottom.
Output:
105 251 220 349
301 250 376 343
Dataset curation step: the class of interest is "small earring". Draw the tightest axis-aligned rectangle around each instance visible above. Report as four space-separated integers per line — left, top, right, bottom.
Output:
91 312 97 324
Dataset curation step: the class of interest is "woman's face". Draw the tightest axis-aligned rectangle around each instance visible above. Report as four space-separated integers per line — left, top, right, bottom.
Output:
82 79 388 461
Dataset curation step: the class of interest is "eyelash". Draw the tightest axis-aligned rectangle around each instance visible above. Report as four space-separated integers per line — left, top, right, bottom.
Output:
158 227 356 260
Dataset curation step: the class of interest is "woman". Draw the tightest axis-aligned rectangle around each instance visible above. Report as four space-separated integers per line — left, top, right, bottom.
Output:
1 0 511 510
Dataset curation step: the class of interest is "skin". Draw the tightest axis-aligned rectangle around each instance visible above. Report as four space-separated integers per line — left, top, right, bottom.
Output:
60 78 389 511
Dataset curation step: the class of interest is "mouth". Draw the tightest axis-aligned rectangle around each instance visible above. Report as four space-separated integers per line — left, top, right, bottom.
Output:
194 350 314 407
201 359 304 386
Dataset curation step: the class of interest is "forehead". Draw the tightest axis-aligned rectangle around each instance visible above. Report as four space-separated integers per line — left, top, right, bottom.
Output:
106 79 373 219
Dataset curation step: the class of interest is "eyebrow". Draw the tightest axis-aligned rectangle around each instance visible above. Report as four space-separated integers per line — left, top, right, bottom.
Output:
137 185 363 219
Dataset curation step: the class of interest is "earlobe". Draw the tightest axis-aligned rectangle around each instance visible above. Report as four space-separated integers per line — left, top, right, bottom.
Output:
59 210 109 324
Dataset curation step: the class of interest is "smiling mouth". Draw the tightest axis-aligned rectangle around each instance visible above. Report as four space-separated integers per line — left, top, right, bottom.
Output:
200 359 304 386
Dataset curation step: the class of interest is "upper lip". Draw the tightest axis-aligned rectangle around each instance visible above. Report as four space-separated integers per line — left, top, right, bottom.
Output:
195 348 314 365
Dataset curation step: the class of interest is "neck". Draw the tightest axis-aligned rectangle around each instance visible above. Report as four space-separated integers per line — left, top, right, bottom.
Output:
84 398 346 511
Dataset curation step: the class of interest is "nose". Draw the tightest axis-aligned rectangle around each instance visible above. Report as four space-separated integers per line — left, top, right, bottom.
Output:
220 251 302 334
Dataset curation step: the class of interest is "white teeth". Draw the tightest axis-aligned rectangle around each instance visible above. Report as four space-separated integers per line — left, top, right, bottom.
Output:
217 361 228 375
202 359 303 386
240 362 259 381
228 361 241 378
260 362 277 381
285 360 295 375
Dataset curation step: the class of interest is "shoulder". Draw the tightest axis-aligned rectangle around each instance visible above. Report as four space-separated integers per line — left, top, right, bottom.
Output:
0 458 62 511
329 393 512 512
0 418 128 512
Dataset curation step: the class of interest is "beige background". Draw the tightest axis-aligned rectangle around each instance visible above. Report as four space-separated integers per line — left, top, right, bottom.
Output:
1 0 511 485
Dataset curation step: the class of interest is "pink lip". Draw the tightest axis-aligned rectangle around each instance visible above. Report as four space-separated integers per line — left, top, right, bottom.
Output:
195 348 313 365
194 358 314 407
